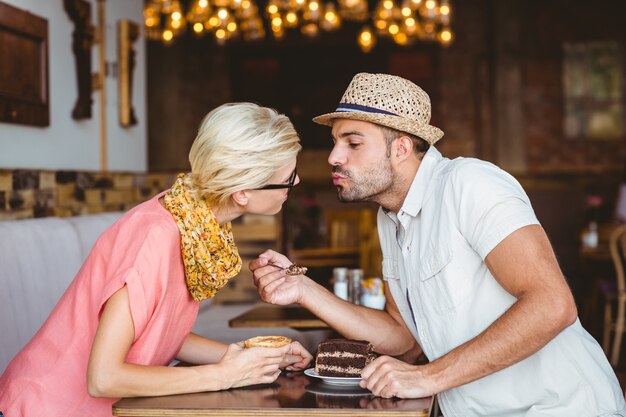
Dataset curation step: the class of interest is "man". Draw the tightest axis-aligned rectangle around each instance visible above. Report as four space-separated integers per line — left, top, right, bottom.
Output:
250 73 625 416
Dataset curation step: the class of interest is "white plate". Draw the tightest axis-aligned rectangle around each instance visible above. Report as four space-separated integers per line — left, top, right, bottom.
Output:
304 368 362 386
306 382 371 397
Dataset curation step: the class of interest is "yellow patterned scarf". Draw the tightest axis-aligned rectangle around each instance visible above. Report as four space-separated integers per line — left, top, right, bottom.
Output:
164 174 241 301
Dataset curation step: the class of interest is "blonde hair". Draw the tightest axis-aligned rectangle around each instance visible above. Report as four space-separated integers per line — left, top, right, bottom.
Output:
188 102 301 206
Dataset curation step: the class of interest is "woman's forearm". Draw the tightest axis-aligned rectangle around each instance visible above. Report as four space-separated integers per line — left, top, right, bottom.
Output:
176 332 228 364
88 362 226 398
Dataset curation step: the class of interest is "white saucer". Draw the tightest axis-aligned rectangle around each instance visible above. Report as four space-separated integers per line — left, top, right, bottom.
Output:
306 382 371 397
304 368 362 386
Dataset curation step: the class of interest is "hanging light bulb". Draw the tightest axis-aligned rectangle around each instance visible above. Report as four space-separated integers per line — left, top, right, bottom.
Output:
171 10 182 21
272 26 286 40
439 2 450 20
143 3 162 40
299 0 321 37
159 0 176 14
217 7 229 20
271 14 286 39
438 26 453 45
374 18 387 33
214 27 228 44
422 20 436 40
267 3 279 15
393 31 408 45
403 16 418 36
271 15 284 28
321 3 341 31
339 0 369 21
301 22 320 37
342 0 360 8
358 25 376 52
308 0 321 20
157 6 181 40
187 2 209 37
285 11 299 28
162 28 174 42
167 0 186 34
236 0 254 18
144 4 160 28
192 22 204 34
207 15 220 28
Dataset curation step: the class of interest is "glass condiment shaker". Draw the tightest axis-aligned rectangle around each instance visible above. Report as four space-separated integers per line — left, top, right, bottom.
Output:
333 267 349 301
348 268 363 304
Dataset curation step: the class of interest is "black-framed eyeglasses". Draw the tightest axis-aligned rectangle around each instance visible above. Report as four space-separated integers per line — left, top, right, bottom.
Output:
253 168 297 193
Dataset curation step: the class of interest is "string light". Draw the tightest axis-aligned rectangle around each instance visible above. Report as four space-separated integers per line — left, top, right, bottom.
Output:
144 0 453 52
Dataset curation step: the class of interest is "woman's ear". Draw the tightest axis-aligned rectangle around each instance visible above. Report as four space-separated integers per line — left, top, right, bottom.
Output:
231 190 249 206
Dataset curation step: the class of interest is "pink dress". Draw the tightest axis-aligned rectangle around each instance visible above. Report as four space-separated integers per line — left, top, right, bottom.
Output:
0 192 200 417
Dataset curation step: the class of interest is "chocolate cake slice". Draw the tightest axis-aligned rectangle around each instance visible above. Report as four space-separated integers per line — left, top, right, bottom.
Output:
315 339 376 377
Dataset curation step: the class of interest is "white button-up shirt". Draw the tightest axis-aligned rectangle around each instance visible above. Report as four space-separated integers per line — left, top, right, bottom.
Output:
378 147 625 417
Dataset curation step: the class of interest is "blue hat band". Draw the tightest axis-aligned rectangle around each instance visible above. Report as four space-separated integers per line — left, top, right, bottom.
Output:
335 103 399 117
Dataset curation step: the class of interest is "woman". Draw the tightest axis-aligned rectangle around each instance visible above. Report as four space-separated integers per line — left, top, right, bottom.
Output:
0 103 312 417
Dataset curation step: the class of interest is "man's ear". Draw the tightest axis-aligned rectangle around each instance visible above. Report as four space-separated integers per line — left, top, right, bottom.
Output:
394 135 414 161
231 190 249 206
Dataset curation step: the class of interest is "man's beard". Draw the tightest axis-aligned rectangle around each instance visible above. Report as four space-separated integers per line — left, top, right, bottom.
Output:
333 158 394 203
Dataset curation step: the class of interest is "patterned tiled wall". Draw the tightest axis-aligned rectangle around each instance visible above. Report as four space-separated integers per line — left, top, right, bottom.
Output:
0 169 177 221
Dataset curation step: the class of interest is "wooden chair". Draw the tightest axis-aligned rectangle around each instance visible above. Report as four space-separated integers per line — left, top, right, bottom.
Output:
603 224 626 366
580 223 616 335
289 208 381 277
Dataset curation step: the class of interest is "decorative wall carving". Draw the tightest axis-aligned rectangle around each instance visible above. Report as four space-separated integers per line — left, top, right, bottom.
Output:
118 20 140 127
64 0 95 120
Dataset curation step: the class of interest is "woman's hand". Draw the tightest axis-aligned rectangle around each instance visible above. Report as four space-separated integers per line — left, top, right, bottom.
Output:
281 341 313 371
215 342 289 389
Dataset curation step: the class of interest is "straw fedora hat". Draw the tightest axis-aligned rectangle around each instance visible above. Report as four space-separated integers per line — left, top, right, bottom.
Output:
313 72 444 145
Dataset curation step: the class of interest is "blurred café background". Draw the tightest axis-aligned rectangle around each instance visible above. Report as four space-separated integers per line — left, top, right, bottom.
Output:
1 0 626 375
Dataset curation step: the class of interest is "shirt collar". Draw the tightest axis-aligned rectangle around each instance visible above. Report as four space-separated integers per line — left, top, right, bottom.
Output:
398 146 442 217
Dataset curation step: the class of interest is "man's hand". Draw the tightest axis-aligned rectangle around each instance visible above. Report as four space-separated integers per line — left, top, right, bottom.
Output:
250 250 306 305
280 341 313 371
360 356 437 399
